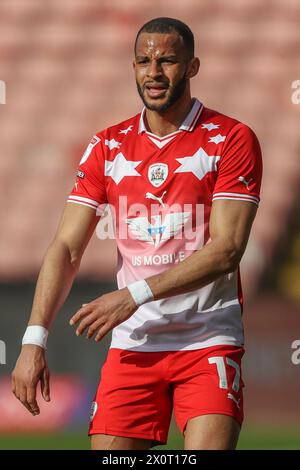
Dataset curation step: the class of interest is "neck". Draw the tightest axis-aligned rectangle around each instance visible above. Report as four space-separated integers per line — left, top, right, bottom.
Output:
144 92 193 137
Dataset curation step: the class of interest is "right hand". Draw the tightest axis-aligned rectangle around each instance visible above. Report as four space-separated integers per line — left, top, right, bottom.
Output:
11 344 51 416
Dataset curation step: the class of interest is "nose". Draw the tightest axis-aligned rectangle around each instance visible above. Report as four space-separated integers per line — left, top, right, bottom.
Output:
147 59 162 79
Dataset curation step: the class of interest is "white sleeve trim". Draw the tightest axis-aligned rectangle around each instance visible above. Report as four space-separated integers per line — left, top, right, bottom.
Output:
67 200 97 210
212 191 259 205
68 195 99 208
67 195 101 210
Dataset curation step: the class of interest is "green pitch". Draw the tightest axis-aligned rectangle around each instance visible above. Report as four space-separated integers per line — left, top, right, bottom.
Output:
0 426 300 450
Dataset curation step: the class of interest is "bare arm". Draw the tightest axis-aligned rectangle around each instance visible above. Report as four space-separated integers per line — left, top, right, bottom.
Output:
28 202 100 328
12 202 100 415
70 199 257 341
147 199 257 298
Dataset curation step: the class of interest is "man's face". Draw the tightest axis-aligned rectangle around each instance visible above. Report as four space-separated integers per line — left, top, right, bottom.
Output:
134 32 191 112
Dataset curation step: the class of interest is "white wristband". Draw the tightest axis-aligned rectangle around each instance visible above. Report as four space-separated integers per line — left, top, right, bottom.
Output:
22 325 49 350
127 280 154 307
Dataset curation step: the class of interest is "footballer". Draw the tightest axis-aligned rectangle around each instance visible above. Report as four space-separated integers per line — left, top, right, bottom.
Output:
12 17 262 450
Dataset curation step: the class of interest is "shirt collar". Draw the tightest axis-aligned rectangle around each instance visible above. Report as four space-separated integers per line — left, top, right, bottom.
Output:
138 98 203 135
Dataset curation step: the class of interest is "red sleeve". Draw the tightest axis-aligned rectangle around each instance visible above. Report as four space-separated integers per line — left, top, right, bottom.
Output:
68 135 107 211
212 123 262 206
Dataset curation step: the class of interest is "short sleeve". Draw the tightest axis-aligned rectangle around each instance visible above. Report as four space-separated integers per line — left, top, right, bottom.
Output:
68 135 107 210
212 123 262 206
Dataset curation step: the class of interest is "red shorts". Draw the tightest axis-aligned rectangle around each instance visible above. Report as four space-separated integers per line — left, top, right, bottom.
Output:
88 345 245 447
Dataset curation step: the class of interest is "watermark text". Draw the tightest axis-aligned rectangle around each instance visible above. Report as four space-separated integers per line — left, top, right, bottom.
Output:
291 340 300 365
0 340 6 365
291 80 300 104
0 80 6 104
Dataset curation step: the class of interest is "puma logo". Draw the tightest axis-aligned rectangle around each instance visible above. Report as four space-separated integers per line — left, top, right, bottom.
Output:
238 176 253 190
145 191 167 207
227 393 240 409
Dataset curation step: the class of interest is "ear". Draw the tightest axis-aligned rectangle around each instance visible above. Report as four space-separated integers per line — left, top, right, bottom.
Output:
186 57 200 79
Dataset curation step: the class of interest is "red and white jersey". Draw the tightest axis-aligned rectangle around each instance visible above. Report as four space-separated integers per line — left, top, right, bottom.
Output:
68 99 262 351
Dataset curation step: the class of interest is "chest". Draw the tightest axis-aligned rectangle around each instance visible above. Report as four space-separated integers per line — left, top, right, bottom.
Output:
104 131 221 210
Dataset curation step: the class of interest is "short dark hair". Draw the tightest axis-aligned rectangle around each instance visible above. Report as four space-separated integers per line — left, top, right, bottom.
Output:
134 17 195 59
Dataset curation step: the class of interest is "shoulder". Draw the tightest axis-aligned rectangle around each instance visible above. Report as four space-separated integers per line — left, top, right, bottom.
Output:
79 113 141 167
200 105 260 144
94 113 141 143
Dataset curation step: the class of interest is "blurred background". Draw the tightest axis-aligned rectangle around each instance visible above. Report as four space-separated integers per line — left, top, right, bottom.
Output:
0 0 300 450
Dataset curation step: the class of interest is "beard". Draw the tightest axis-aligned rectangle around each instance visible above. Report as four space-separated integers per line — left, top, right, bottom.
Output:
136 72 188 112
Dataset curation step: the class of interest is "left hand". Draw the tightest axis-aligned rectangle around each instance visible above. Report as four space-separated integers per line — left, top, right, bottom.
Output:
69 288 137 341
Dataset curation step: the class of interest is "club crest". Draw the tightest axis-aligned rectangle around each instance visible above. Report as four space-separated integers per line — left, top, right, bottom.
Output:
148 163 168 187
